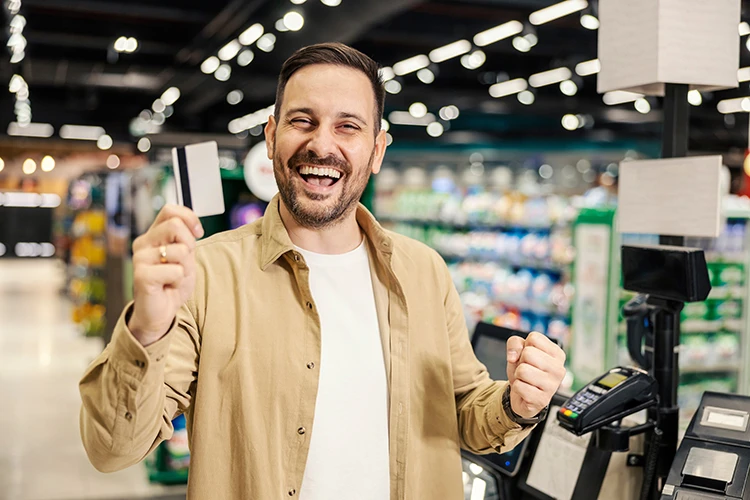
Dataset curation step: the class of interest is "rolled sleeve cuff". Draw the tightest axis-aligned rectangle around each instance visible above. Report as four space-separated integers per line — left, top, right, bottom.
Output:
109 302 174 382
486 383 536 454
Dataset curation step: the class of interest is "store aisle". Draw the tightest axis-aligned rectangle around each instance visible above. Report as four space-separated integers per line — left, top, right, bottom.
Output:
0 259 186 500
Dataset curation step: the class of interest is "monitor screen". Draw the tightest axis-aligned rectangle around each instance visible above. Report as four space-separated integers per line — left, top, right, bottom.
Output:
473 335 508 381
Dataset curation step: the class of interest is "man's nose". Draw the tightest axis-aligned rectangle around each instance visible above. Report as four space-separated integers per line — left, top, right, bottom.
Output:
306 125 339 159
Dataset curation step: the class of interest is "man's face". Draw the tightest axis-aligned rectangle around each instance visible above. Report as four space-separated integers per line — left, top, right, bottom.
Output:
265 64 387 229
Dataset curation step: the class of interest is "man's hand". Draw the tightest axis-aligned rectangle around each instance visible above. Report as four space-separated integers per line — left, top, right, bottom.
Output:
128 205 204 346
506 332 566 419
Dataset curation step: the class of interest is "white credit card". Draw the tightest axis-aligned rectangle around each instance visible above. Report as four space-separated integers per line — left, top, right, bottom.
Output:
172 141 225 217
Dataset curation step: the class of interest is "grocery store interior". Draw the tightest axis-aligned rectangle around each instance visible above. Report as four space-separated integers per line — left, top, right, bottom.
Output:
2 0 750 499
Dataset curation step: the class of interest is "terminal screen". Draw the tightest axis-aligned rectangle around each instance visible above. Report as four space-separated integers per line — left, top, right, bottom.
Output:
596 372 627 389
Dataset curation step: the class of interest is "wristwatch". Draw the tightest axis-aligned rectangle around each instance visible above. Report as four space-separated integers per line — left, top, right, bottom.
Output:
502 384 548 426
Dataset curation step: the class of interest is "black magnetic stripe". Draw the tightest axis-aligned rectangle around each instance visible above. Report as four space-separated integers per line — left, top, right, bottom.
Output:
176 147 192 209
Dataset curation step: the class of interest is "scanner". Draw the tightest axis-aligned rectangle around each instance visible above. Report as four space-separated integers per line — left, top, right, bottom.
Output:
661 392 750 499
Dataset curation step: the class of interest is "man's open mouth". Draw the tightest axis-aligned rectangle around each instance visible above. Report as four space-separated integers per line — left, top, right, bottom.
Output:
297 165 343 188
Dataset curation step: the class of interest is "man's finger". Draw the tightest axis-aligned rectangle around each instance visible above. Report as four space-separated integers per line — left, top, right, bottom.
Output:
506 336 525 383
149 217 198 250
525 331 566 363
152 204 204 238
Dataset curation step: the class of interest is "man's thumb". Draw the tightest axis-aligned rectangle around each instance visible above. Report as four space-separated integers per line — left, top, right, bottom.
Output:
506 336 524 383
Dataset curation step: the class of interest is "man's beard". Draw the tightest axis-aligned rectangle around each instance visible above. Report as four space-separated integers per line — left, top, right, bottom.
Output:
273 145 375 229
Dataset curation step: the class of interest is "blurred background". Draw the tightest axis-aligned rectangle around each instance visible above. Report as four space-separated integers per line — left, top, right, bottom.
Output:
3 0 750 499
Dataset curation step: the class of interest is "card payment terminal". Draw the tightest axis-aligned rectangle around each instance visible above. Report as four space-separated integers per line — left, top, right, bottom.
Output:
558 366 658 435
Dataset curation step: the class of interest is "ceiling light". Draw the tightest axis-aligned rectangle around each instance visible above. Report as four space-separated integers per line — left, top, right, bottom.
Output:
152 112 166 126
561 114 580 131
530 0 588 26
239 23 265 46
0 158 4 172
388 111 436 126
215 64 232 81
688 90 702 106
152 99 166 113
439 105 460 120
97 134 113 150
740 22 750 36
384 80 402 94
60 124 105 140
219 39 242 61
580 14 599 30
560 80 578 96
380 67 395 81
739 67 750 82
393 54 430 76
417 68 435 84
227 90 244 105
125 37 138 52
539 164 554 178
257 33 276 53
473 20 524 47
8 122 54 138
8 74 25 93
575 58 601 76
512 36 532 52
529 67 572 87
386 133 393 146
283 11 305 31
137 137 151 153
9 15 25 34
291 0 307 3
10 51 24 63
114 36 128 52
489 78 528 98
717 96 750 114
107 155 120 169
460 50 486 70
276 19 290 32
381 119 390 131
603 90 643 105
161 87 181 106
201 56 221 74
429 39 472 63
634 98 651 114
427 122 444 137
745 37 750 52
517 90 535 105
238 49 255 67
22 159 36 175
409 102 428 118
41 156 55 172
321 0 342 6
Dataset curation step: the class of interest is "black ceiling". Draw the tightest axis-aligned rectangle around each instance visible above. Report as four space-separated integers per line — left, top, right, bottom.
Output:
3 0 750 162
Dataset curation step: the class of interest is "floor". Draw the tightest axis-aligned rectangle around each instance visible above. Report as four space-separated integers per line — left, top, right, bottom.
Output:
0 259 186 500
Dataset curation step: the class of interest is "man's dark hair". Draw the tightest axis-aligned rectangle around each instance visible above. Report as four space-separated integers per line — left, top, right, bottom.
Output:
275 42 386 133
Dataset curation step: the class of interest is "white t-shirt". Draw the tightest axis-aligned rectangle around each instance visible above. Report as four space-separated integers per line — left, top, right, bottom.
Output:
296 240 390 500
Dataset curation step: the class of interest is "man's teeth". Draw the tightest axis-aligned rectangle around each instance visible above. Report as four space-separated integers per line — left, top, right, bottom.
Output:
299 166 341 179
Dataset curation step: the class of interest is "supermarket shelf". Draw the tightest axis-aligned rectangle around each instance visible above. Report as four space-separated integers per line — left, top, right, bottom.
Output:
707 286 745 300
442 253 570 275
681 363 740 374
378 216 557 233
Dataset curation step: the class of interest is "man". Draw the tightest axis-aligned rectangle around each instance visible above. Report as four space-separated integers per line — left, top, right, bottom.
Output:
80 43 566 499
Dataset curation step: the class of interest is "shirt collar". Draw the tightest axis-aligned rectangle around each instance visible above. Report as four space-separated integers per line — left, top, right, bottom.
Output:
259 194 393 271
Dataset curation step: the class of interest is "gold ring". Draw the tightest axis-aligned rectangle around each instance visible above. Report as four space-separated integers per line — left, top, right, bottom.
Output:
159 245 168 264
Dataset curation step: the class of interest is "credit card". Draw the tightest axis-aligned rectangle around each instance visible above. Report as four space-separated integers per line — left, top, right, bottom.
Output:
172 141 225 217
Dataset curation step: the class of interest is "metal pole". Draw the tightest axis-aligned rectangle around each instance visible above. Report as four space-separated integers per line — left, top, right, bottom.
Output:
659 83 690 247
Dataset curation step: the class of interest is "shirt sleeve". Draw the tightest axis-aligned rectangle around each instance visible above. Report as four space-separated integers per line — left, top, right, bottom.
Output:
79 300 200 472
438 258 535 455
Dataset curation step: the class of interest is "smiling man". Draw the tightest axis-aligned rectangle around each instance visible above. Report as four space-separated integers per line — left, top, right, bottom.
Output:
80 43 566 500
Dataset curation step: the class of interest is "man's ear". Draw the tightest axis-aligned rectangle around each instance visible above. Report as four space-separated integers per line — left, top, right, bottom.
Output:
371 129 388 175
264 116 277 160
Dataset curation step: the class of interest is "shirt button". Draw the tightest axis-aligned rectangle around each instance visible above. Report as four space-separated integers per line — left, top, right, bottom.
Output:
124 412 133 421
307 362 315 369
134 360 145 368
306 302 313 310
294 254 300 262
156 355 164 362
288 488 296 496
297 427 306 435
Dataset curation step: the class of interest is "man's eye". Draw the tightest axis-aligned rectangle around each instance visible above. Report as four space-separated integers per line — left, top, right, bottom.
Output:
292 119 312 126
341 124 360 130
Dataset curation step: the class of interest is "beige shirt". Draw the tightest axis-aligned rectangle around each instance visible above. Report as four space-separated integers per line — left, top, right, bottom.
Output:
79 196 532 499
